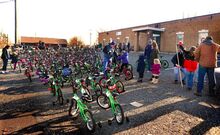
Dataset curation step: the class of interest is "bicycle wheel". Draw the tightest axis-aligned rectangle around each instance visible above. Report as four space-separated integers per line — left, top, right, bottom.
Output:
57 88 64 105
99 77 107 87
124 69 133 80
69 99 79 117
84 109 96 133
161 60 169 69
127 64 133 71
82 87 93 102
116 80 124 93
114 104 124 125
97 94 110 109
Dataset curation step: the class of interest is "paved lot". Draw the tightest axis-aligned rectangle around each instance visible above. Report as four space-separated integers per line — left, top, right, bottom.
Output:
0 52 220 135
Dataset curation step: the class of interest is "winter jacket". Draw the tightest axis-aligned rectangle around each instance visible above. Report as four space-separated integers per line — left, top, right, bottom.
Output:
151 64 161 75
103 44 112 59
150 49 160 65
179 45 197 72
117 52 128 64
195 39 220 68
137 54 146 73
1 47 9 60
144 44 152 59
171 52 184 67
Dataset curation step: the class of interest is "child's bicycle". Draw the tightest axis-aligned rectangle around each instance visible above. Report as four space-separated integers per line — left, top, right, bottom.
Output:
99 69 125 94
85 74 103 98
48 74 64 105
69 88 96 132
96 79 124 125
113 62 133 80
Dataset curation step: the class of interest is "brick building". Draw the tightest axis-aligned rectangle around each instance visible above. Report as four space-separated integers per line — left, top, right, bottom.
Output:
98 13 220 53
21 36 68 48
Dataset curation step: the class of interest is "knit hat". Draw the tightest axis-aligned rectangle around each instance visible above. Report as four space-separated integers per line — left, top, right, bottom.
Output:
178 41 183 45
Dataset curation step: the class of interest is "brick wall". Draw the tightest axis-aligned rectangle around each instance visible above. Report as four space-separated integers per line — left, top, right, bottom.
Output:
99 13 220 53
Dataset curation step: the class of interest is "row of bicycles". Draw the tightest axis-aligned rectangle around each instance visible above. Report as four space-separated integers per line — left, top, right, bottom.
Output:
17 47 132 132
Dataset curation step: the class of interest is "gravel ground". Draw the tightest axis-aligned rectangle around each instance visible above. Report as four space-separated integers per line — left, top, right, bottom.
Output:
0 51 220 135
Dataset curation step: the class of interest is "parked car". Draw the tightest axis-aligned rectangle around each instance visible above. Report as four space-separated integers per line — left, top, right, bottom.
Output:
215 54 220 94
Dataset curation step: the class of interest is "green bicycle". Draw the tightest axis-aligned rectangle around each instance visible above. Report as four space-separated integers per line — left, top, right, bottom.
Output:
69 89 96 132
97 80 124 125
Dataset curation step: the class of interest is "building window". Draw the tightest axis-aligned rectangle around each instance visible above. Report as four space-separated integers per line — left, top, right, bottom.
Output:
116 31 122 36
198 29 208 44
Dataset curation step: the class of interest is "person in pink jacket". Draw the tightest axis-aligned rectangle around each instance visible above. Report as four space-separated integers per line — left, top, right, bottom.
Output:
151 59 161 84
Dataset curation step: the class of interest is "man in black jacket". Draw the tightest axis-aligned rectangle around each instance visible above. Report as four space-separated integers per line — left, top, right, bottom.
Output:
1 45 10 73
171 47 186 84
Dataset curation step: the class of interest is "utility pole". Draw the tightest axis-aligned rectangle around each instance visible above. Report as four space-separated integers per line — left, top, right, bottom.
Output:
89 29 92 46
14 0 17 44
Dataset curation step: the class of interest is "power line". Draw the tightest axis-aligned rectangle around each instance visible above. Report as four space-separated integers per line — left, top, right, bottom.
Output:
0 0 13 4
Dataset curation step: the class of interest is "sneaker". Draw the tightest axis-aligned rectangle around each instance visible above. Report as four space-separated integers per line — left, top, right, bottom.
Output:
182 80 186 85
194 91 202 96
174 80 178 84
153 79 158 84
137 79 142 83
187 87 192 91
1 71 5 74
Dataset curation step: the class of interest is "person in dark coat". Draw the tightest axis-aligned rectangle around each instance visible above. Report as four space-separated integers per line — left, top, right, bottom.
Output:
136 54 146 82
1 45 10 73
171 42 186 84
144 39 152 71
11 50 19 70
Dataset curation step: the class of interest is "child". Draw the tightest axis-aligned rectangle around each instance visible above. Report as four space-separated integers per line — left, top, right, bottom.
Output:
136 54 146 82
151 59 161 84
117 50 129 73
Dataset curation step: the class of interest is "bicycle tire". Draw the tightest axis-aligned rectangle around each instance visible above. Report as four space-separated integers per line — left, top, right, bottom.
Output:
116 80 124 93
69 99 79 117
84 109 96 133
124 69 133 80
97 94 110 109
82 87 93 102
57 88 64 105
161 60 169 69
114 104 124 125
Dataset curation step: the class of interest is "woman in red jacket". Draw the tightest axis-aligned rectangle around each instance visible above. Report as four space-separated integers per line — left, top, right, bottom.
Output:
179 44 197 90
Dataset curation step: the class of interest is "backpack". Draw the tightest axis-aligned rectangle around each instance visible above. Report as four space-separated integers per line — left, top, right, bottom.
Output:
62 68 72 76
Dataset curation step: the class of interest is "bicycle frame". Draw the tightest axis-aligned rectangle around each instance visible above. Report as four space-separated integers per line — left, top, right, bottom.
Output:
105 89 119 115
72 94 89 122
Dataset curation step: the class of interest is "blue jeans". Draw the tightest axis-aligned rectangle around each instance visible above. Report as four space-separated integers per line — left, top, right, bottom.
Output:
103 56 110 77
186 71 194 89
174 67 186 82
2 59 8 71
147 58 151 71
197 65 215 93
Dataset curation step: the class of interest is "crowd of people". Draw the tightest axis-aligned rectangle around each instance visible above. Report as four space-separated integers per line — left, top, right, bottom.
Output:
1 36 220 97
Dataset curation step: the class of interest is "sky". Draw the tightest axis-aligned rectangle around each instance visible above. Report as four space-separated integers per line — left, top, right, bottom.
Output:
0 0 220 45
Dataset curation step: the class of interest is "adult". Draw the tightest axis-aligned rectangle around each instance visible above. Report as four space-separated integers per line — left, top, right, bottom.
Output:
1 45 10 73
171 41 186 84
144 39 153 71
149 40 160 81
127 42 131 53
102 42 115 77
194 36 220 96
